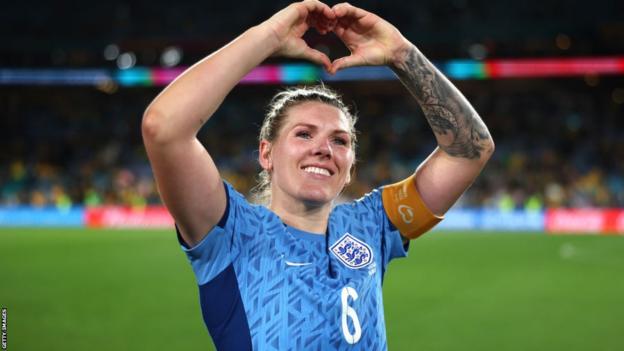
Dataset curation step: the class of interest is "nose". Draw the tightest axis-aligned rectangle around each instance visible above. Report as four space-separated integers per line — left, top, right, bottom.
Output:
312 138 332 158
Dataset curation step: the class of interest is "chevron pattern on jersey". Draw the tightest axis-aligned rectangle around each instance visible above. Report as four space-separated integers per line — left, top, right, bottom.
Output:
184 182 408 350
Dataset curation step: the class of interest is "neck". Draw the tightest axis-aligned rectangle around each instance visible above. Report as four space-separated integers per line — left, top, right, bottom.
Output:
269 196 332 235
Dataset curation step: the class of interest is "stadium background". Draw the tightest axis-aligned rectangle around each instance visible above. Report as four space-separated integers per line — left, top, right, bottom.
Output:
1 0 623 350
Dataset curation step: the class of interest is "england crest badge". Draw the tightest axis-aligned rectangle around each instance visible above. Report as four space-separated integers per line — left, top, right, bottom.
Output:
330 233 373 269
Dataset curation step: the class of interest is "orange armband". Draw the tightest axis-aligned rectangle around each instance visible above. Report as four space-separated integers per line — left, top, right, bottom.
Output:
381 175 443 240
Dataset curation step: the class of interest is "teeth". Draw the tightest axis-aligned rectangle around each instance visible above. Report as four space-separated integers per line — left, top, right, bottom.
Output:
303 167 330 176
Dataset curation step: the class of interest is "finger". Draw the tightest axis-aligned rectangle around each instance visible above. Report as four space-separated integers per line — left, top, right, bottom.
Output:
333 15 356 36
299 46 332 71
329 55 364 74
301 0 335 21
307 12 329 34
316 15 336 33
332 2 368 20
306 10 336 35
332 21 346 37
301 1 336 34
306 12 319 31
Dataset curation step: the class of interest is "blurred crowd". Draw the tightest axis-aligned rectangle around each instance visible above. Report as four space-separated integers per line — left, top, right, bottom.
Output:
2 76 623 211
4 0 622 68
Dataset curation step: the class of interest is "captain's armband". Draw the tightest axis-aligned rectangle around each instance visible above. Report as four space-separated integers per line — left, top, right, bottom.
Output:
381 175 443 240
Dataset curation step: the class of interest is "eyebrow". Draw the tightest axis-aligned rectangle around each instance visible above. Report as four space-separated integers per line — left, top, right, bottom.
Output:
292 123 350 135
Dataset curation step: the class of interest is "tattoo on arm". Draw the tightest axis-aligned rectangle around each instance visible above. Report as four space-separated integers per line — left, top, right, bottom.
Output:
391 46 492 159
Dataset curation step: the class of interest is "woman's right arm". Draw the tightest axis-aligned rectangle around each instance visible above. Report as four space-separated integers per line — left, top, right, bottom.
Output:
142 0 335 246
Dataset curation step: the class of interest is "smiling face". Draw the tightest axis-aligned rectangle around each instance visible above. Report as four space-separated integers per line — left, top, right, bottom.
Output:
259 101 356 207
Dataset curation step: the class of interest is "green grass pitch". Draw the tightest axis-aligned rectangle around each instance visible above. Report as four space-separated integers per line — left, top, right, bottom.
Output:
1 228 623 350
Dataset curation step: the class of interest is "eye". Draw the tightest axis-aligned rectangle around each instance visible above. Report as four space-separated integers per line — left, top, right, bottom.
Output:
296 130 312 139
333 137 348 146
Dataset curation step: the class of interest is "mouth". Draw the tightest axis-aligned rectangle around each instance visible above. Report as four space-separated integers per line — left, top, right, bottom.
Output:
302 166 333 177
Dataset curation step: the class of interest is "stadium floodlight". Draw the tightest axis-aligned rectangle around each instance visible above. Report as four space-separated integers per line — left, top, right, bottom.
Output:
160 47 182 67
117 52 136 70
103 44 120 61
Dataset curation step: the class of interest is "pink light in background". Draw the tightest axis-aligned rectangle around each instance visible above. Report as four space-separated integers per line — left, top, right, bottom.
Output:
486 57 624 78
240 65 281 84
151 68 185 86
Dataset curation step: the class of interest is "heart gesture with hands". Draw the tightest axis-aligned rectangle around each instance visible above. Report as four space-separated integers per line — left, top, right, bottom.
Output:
263 0 411 74
329 3 411 74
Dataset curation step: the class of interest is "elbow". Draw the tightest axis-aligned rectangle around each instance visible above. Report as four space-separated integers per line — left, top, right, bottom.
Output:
142 108 173 145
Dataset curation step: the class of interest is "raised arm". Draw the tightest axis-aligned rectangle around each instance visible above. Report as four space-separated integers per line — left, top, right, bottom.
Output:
390 46 494 215
330 3 494 216
142 0 336 245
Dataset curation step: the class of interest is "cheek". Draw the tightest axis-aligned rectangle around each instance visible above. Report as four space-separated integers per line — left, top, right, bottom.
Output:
338 150 355 175
272 142 303 171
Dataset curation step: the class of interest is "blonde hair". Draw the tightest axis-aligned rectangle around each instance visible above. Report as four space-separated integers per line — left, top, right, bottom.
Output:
251 85 358 205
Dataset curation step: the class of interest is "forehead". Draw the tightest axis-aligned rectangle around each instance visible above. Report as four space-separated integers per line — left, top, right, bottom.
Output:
282 101 350 131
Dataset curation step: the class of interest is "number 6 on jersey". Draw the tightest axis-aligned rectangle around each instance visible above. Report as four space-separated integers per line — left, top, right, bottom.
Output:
341 286 362 344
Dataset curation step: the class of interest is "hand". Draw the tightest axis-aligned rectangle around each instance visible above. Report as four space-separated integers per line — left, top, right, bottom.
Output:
329 3 410 74
263 0 336 71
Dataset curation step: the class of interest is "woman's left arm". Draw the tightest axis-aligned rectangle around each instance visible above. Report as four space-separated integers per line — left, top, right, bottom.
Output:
391 45 495 216
330 3 495 216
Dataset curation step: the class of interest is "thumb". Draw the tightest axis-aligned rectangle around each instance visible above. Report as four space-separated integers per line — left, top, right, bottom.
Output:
329 55 365 75
298 46 332 72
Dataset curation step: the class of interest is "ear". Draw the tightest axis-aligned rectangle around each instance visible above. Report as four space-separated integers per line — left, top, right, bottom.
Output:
345 162 355 185
259 140 272 171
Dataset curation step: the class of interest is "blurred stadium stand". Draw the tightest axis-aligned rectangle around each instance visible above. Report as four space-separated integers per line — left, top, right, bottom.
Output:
1 0 623 212
3 0 624 67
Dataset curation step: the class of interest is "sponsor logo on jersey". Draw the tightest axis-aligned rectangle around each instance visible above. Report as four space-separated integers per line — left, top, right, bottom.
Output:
330 233 373 269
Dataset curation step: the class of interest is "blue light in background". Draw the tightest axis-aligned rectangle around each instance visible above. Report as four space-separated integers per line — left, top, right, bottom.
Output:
116 68 151 86
281 64 320 83
444 60 486 79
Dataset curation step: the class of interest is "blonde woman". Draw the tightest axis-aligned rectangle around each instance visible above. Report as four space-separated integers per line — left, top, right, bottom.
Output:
142 1 494 349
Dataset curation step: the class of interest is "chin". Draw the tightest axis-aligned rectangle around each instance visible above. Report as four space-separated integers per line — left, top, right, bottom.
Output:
298 188 335 206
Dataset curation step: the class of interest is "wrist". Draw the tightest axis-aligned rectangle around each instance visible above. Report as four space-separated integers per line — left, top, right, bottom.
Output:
389 39 417 70
252 21 283 55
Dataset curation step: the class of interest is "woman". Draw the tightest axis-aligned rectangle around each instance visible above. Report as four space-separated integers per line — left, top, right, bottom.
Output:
142 1 494 350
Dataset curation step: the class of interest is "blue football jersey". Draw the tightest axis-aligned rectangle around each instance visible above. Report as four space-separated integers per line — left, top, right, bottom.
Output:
179 181 408 350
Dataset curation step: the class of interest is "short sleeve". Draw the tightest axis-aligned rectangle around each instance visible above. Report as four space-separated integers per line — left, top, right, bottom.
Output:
178 181 256 285
346 188 408 273
381 205 409 269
